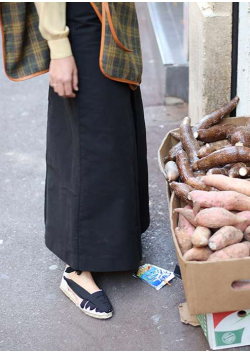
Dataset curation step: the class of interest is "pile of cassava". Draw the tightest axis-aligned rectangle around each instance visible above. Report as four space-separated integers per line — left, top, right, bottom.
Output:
163 96 250 262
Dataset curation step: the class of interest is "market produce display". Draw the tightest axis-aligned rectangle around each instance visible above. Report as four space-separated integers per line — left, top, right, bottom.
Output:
207 243 250 261
197 140 231 158
191 226 211 247
169 182 193 205
163 97 250 262
183 246 212 261
208 226 243 251
193 96 239 131
192 146 250 171
188 190 250 211
176 149 211 190
164 161 180 182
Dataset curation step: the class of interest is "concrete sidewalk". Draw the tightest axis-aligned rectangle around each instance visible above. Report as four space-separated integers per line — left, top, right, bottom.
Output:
0 4 246 351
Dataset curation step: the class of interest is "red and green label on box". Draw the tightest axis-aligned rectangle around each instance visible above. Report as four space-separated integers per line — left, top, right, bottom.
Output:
197 310 250 350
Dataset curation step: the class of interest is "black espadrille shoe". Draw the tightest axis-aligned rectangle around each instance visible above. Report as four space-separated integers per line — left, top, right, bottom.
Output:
60 266 113 319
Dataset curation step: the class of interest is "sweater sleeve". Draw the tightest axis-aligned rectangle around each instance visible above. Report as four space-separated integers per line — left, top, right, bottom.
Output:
34 2 73 60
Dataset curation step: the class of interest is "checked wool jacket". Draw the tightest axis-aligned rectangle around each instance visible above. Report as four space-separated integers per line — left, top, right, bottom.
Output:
0 2 143 87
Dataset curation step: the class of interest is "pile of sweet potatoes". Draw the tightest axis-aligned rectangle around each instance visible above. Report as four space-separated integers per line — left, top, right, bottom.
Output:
173 175 250 261
174 183 250 261
163 97 250 261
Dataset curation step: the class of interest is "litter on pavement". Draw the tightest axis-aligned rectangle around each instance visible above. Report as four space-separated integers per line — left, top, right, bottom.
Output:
133 263 175 290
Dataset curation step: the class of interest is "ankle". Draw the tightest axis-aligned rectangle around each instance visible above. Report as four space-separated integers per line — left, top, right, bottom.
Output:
79 271 92 279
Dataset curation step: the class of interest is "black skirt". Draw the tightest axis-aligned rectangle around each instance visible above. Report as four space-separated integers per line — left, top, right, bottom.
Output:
44 2 150 272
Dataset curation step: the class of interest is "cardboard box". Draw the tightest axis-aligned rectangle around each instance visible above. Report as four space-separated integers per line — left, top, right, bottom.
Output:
197 309 250 350
158 116 250 203
158 116 250 315
179 302 250 350
170 194 250 314
157 127 179 202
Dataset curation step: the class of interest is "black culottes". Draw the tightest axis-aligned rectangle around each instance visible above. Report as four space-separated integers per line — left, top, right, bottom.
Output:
44 2 150 272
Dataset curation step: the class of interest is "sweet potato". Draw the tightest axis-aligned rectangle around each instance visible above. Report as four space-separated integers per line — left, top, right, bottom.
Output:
179 117 200 165
208 226 243 251
178 206 195 231
242 241 250 253
201 174 250 197
195 207 248 228
175 227 193 255
244 226 250 241
234 211 250 232
183 247 213 261
194 96 239 131
208 243 249 261
188 190 250 211
191 226 211 247
170 182 193 205
193 146 250 171
174 208 198 227
192 200 201 215
164 161 179 182
194 124 236 143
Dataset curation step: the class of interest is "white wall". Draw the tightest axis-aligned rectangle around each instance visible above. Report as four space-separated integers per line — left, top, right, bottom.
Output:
189 2 232 124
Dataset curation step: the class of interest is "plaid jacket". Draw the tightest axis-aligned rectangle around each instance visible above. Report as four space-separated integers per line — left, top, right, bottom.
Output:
0 2 142 87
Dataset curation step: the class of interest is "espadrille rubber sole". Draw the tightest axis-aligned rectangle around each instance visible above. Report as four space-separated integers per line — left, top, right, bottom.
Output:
60 276 113 319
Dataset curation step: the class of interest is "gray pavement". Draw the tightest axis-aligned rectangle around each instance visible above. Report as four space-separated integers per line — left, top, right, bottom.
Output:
0 4 248 351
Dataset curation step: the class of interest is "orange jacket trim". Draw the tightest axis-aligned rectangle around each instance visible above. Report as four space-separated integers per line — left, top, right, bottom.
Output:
104 2 133 53
90 2 140 88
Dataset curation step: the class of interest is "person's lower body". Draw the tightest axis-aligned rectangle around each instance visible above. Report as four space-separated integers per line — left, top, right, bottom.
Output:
44 2 150 319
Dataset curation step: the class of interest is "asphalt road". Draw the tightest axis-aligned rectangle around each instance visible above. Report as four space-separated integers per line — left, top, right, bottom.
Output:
0 3 248 351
